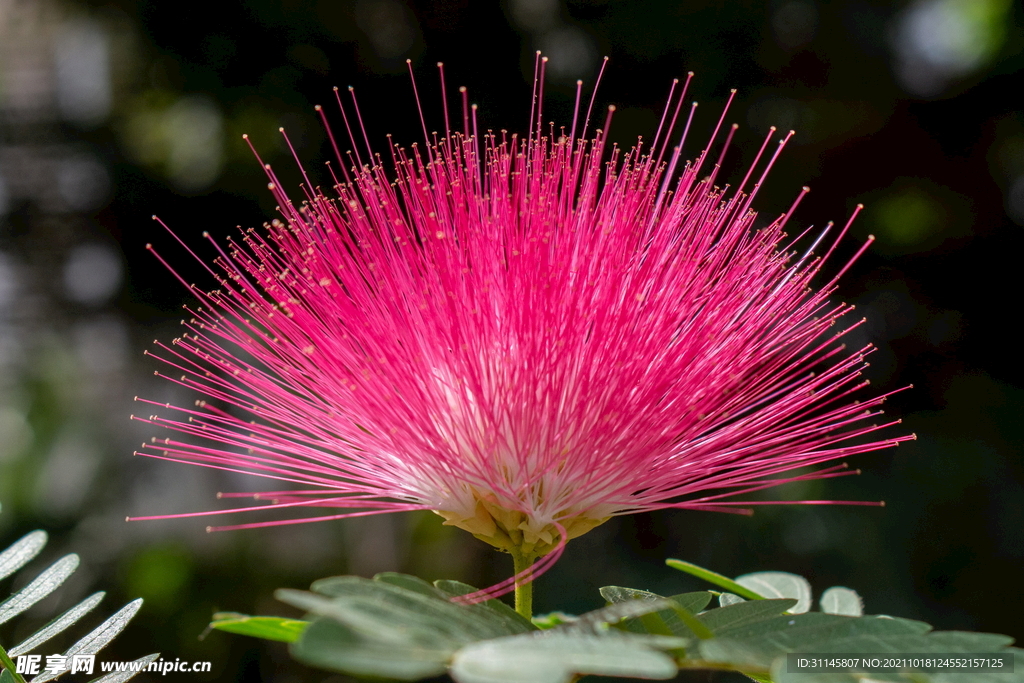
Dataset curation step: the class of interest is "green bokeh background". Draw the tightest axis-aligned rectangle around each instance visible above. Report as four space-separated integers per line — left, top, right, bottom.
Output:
0 1 1022 681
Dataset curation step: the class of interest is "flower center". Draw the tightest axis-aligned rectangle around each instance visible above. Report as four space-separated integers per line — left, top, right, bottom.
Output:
434 490 611 556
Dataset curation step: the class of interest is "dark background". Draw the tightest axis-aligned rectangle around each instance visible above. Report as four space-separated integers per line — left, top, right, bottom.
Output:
0 1 1021 681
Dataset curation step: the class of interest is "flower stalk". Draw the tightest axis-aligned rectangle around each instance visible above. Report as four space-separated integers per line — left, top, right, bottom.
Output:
511 549 538 619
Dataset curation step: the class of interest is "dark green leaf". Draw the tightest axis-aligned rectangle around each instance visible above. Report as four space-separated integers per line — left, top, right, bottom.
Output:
209 614 309 642
552 597 686 637
433 579 537 632
0 668 16 683
670 592 714 614
450 632 680 683
275 573 531 681
600 587 714 640
698 612 933 669
375 572 448 599
295 576 529 642
697 599 798 634
291 617 450 681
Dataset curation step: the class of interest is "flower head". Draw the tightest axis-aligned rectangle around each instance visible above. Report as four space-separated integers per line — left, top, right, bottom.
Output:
133 62 911 598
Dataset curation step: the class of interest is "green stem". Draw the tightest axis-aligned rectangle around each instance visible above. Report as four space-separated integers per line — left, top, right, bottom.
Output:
511 549 537 620
0 640 27 683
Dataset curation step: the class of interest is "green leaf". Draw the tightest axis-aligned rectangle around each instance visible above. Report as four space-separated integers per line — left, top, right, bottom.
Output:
698 599 798 634
291 617 450 681
450 632 680 683
532 612 576 629
819 587 863 617
209 614 309 642
698 612 932 670
374 572 448 599
735 572 812 614
0 669 16 683
665 559 766 601
276 573 536 679
285 576 528 644
600 587 714 641
433 579 537 632
552 597 688 638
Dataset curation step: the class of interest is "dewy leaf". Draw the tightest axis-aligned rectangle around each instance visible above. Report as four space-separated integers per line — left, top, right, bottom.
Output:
0 554 79 626
30 600 145 683
209 614 309 643
88 653 160 683
665 559 766 601
0 531 47 582
450 632 680 683
290 617 450 681
735 572 812 614
9 592 106 656
819 586 863 617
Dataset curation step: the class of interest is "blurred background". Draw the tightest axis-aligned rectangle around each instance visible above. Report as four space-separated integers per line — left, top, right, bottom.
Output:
0 0 1021 681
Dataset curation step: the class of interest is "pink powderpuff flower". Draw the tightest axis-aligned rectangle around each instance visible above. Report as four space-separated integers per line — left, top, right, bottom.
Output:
132 60 912 600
